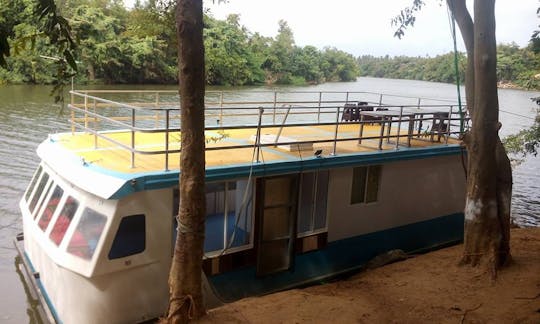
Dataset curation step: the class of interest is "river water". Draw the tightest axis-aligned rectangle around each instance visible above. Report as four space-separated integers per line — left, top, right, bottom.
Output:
0 78 538 322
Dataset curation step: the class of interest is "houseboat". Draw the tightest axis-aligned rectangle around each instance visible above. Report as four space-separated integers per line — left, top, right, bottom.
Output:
16 90 468 323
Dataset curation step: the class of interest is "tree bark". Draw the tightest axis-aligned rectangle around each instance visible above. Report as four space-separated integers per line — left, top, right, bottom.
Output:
87 63 95 81
454 0 512 276
166 0 206 322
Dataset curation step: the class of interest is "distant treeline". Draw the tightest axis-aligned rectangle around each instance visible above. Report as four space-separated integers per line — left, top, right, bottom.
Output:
0 0 358 85
357 43 540 90
1 0 538 89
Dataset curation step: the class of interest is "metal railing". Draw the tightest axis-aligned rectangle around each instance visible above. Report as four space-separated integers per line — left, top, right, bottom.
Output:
68 90 469 171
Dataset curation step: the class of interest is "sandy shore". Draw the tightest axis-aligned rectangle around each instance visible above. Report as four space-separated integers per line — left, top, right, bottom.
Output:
198 227 540 323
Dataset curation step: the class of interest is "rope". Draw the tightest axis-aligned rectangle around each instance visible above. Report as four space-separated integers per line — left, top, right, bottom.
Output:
168 295 195 320
447 1 465 133
215 106 264 257
460 145 468 180
499 109 536 120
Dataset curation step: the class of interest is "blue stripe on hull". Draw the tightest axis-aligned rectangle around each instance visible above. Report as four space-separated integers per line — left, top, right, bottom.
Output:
209 212 464 302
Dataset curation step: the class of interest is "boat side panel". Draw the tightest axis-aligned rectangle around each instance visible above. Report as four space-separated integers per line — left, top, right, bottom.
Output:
327 154 466 242
93 188 173 276
209 212 464 302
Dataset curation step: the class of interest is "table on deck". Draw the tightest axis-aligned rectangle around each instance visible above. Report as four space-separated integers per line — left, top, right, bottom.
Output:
405 108 451 142
358 110 416 150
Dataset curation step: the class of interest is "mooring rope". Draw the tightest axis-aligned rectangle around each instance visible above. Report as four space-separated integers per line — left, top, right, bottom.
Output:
447 1 465 133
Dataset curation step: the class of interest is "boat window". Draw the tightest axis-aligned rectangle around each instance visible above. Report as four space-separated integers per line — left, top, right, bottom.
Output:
49 196 79 246
29 171 49 214
204 179 253 254
67 208 107 260
351 165 381 204
365 165 381 203
108 214 145 259
298 170 329 235
24 166 42 202
38 185 64 231
33 181 53 219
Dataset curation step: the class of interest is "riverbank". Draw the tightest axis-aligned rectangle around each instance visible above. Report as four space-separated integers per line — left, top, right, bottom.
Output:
200 227 540 323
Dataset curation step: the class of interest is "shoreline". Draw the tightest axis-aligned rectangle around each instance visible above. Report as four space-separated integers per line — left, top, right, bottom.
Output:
199 227 540 323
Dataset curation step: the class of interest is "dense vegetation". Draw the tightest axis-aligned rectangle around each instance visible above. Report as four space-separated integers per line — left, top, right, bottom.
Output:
0 0 359 85
358 43 540 90
1 0 538 89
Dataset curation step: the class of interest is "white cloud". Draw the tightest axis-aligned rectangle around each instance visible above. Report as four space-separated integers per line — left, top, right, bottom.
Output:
203 0 539 56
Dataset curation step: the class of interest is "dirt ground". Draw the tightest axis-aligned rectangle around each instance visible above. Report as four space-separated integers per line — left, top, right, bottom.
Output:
198 227 540 323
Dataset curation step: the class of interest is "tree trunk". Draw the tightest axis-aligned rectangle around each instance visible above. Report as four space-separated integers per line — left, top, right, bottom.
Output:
87 63 95 81
166 0 206 322
455 0 512 276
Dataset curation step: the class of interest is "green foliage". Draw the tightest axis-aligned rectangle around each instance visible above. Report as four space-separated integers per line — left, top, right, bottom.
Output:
0 0 78 103
503 109 540 163
358 44 540 90
1 0 360 86
204 14 264 86
391 0 425 39
530 6 540 54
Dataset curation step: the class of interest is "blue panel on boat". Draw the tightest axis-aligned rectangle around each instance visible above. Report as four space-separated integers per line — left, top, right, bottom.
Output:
208 212 464 302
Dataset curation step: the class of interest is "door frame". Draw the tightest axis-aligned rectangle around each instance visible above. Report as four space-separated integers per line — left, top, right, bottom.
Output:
255 174 299 276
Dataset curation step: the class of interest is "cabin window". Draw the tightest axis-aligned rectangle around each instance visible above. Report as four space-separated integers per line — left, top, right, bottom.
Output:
204 179 253 255
38 185 64 231
108 214 146 259
33 180 53 219
24 166 42 202
49 196 79 245
297 170 329 235
29 171 49 214
350 165 381 204
67 208 107 260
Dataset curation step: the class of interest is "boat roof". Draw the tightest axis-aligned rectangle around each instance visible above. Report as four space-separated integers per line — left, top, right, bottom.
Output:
38 90 467 199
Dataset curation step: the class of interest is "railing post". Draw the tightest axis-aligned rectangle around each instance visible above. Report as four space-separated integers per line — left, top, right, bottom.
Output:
395 106 403 150
84 95 88 131
415 98 421 132
332 106 340 155
273 92 277 124
93 98 98 149
379 94 383 106
317 92 322 123
255 107 264 163
70 91 75 134
165 109 170 171
445 105 453 145
155 92 160 128
131 108 135 168
274 105 291 146
219 91 224 126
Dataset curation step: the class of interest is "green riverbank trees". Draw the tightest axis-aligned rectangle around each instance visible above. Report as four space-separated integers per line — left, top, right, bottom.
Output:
0 0 359 85
358 43 540 90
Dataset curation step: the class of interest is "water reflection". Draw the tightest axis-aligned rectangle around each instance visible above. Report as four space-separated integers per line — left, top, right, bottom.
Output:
14 256 44 324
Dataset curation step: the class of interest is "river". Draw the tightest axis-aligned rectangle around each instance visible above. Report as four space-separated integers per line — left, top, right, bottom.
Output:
0 78 538 322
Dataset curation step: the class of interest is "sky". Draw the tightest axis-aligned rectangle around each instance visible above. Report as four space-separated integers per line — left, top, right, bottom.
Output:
195 0 539 57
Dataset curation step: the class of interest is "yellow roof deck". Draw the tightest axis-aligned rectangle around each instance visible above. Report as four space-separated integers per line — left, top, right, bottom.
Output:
56 123 460 175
